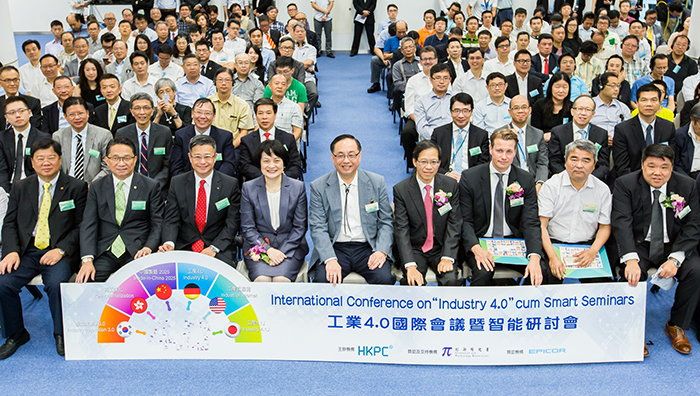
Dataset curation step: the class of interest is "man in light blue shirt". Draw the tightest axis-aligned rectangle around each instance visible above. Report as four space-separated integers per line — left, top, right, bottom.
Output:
175 54 215 107
472 72 511 134
631 54 676 110
415 64 453 140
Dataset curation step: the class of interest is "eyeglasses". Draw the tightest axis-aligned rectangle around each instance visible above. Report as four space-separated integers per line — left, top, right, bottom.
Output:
515 59 531 64
432 76 451 82
0 78 20 84
416 159 440 167
193 110 214 116
510 105 530 111
279 45 294 50
451 108 472 115
572 107 594 113
34 155 59 163
333 152 359 160
421 57 436 62
107 155 136 163
5 108 30 117
488 82 506 88
66 112 87 119
41 63 58 69
605 83 621 88
132 106 153 112
497 44 510 49
191 154 216 161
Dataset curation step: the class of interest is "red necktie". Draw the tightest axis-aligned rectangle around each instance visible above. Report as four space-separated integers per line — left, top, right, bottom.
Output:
192 179 207 252
421 185 434 253
264 132 271 140
543 57 549 74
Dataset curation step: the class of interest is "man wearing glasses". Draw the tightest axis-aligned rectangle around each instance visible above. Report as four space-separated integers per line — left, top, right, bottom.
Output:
0 66 42 130
592 72 631 145
77 136 164 283
483 36 515 77
505 50 544 105
414 64 453 141
472 72 511 134
309 134 395 285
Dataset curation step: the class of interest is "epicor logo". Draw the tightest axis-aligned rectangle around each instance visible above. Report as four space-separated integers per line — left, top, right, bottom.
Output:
528 348 567 354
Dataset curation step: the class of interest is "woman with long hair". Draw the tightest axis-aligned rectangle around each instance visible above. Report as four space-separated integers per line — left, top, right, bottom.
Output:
531 72 572 142
563 18 582 56
172 33 192 65
246 44 266 84
74 58 105 107
134 34 154 64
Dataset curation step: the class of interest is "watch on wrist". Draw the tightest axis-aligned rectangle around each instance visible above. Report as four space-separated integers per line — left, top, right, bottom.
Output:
210 245 220 254
669 257 681 268
57 248 65 256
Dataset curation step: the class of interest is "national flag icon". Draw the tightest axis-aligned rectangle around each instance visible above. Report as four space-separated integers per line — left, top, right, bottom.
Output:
130 297 148 314
155 283 172 300
209 297 227 314
116 321 134 338
225 323 240 338
184 283 201 300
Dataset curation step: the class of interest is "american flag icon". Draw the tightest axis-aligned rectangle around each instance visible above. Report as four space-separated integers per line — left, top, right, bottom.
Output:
209 297 227 314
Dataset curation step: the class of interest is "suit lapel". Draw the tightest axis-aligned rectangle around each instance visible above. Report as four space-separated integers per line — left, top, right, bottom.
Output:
357 170 370 236
2 130 14 166
206 172 223 227
278 175 292 228
105 175 116 224
505 168 518 222
481 166 492 226
407 176 426 227
123 173 142 223
28 176 39 220
185 172 196 224
326 172 341 222
49 173 68 215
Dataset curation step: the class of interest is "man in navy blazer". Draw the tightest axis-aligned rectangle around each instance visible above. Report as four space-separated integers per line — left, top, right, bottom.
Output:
673 103 700 179
530 34 558 76
309 134 395 284
170 98 237 178
40 76 94 134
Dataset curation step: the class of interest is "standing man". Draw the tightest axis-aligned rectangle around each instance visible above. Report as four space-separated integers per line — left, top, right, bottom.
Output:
121 52 159 103
393 140 462 286
77 137 164 283
27 55 61 110
309 134 394 284
350 0 377 57
19 40 44 96
40 76 77 134
0 138 88 358
311 0 334 57
93 73 133 135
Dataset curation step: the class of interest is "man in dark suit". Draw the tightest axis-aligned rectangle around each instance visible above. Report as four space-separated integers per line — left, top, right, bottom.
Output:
40 76 95 134
0 66 42 130
0 138 88 358
549 95 610 180
258 15 281 49
115 93 172 194
159 134 240 265
0 96 50 193
613 84 675 179
673 103 700 179
460 127 551 286
76 136 164 283
393 140 462 286
612 144 700 357
92 74 134 135
430 93 490 181
506 50 545 105
530 34 558 76
171 98 237 178
504 95 549 186
238 98 303 182
350 0 377 56
195 41 222 81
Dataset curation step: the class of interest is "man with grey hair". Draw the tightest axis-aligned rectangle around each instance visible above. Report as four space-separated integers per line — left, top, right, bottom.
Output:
538 139 613 283
391 37 421 99
232 53 264 112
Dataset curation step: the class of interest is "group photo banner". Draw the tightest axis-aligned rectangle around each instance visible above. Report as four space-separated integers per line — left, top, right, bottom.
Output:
61 252 646 365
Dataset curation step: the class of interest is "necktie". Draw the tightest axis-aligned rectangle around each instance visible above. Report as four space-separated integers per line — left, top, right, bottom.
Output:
139 131 149 176
342 183 351 235
263 132 271 140
421 185 434 253
201 63 206 75
108 105 116 130
13 134 24 184
650 189 664 263
576 129 587 140
34 182 51 250
74 134 85 181
493 173 505 238
192 179 207 252
111 181 126 258
266 33 276 49
543 57 549 74
452 128 466 173
645 124 653 146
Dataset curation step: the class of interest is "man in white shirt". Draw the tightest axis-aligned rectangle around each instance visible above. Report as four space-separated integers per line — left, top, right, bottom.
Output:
453 48 488 104
45 20 66 57
19 40 44 95
29 55 61 108
98 12 120 39
175 54 215 108
472 72 511 133
311 0 334 57
209 31 236 70
483 36 515 77
401 47 438 166
134 14 158 42
291 22 318 112
224 19 247 56
122 52 159 103
148 45 184 82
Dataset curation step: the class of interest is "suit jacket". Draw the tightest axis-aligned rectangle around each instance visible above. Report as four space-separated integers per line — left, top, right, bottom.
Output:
115 123 172 192
171 125 237 178
202 61 223 81
238 129 303 182
40 101 95 133
535 0 568 18
613 116 675 178
612 171 700 260
52 124 112 184
93 100 134 135
430 122 490 174
309 169 393 268
80 172 164 258
445 59 469 83
161 170 240 264
0 94 43 131
0 127 50 192
393 174 461 264
241 175 309 259
460 163 543 256
353 0 376 18
530 53 558 76
508 124 549 182
1 172 88 260
672 125 695 177
505 73 544 104
104 61 134 83
63 58 80 81
549 122 609 180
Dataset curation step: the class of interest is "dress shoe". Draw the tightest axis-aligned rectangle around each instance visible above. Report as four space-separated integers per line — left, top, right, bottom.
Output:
367 83 381 93
327 52 335 58
0 330 30 360
319 50 325 57
55 334 65 357
665 323 692 355
349 52 357 57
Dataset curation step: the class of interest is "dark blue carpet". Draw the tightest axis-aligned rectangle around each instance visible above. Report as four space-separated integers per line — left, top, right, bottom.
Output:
3 34 699 394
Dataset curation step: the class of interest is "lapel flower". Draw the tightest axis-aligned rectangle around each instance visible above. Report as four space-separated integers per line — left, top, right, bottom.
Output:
661 193 687 218
505 182 524 200
434 190 452 207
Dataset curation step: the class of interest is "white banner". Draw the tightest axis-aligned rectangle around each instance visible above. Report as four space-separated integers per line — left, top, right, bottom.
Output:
62 252 647 364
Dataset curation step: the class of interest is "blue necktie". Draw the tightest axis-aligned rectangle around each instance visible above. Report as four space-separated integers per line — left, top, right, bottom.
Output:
645 124 653 146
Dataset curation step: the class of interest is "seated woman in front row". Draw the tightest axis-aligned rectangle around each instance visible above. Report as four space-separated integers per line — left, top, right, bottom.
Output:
240 140 309 282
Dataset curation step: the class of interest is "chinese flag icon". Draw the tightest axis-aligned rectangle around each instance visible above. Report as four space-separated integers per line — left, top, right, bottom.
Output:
155 283 172 300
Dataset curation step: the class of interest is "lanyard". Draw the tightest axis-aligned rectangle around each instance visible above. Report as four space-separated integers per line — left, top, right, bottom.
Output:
450 129 468 166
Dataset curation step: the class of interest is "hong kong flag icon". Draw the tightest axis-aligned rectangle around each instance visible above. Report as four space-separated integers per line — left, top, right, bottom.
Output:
130 297 148 314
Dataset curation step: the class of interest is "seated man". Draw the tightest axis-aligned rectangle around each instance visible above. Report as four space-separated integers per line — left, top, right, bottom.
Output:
539 139 612 283
502 95 548 187
0 138 88 359
77 136 164 283
40 76 79 133
367 21 405 93
414 63 453 141
238 98 303 182
393 140 462 286
309 134 395 285
472 72 512 134
93 73 134 135
612 144 700 357
460 127 550 286
159 135 240 266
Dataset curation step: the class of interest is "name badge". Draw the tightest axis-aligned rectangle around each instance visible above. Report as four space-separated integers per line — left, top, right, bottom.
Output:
59 199 75 211
594 142 602 154
365 201 379 213
469 146 482 156
678 206 692 219
437 202 452 216
510 197 524 207
526 144 538 154
154 147 166 155
529 89 539 98
551 66 559 74
216 153 222 161
95 94 105 101
24 147 31 156
563 117 570 124
215 198 230 211
88 149 100 158
582 203 597 213
673 65 681 74
117 115 127 123
131 200 147 210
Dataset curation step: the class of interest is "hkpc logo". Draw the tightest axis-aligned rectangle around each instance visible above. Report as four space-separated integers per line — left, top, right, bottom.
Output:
357 345 393 357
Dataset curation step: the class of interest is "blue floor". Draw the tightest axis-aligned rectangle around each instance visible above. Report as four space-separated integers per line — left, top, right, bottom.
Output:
3 35 700 394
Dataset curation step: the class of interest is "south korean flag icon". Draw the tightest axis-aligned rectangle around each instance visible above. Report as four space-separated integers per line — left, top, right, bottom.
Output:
225 323 241 338
116 321 134 338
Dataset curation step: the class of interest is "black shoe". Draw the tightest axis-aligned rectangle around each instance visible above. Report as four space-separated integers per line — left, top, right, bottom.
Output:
55 334 65 357
349 52 357 57
319 50 325 57
315 101 322 108
0 330 30 360
367 83 380 93
327 52 335 58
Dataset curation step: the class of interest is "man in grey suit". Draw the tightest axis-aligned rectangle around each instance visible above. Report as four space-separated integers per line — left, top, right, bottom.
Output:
52 97 111 184
501 95 548 190
77 136 164 283
309 134 395 285
115 93 172 194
